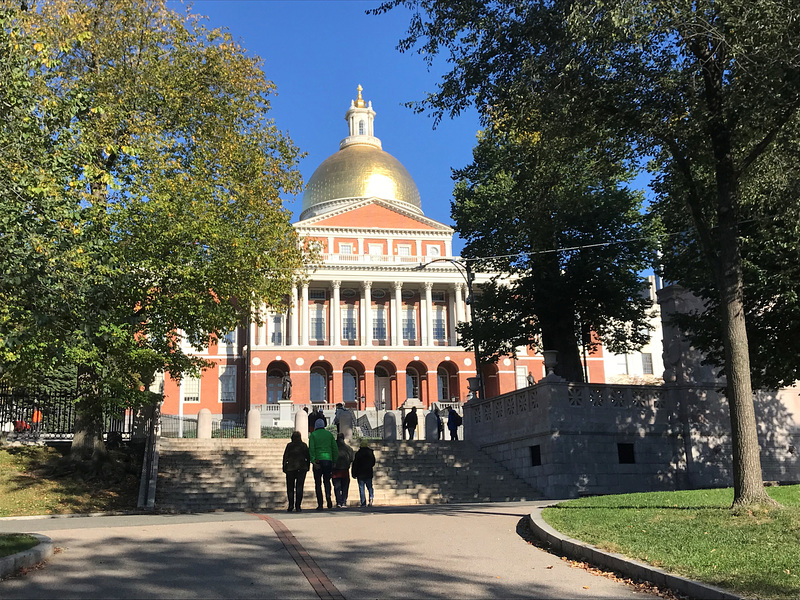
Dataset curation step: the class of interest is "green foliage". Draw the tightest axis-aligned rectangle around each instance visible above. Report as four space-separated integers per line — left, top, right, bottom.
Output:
452 122 658 380
0 1 305 448
543 487 800 599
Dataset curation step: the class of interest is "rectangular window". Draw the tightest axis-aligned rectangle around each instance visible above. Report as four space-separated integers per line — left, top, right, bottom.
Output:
270 314 284 346
431 291 446 303
616 354 629 375
516 366 528 390
218 366 236 403
618 442 636 464
432 306 446 341
339 243 353 255
182 375 200 403
311 305 326 342
397 244 413 262
373 306 387 340
402 306 417 341
530 445 542 467
368 243 383 256
342 305 357 341
641 353 654 375
309 289 326 300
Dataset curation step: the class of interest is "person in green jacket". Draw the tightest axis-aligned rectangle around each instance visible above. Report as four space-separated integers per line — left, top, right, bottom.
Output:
309 418 338 510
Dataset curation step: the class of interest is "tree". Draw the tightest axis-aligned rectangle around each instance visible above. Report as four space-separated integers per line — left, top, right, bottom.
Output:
378 0 800 506
0 0 305 460
453 122 658 382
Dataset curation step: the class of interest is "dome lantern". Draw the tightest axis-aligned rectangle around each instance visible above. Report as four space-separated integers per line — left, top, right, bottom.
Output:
300 87 423 221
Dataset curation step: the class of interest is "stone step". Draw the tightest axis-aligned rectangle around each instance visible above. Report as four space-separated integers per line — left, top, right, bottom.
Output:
155 438 541 512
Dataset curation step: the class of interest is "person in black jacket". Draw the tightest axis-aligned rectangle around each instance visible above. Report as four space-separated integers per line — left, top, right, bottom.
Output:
351 439 376 507
282 431 310 512
403 406 418 440
332 433 354 508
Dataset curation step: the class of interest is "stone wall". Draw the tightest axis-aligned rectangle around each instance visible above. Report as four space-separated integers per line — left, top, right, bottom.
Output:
465 382 800 498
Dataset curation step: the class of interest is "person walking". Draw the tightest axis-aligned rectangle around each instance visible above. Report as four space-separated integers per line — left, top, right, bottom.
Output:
309 418 338 510
351 439 376 507
447 407 462 441
307 407 318 435
332 433 354 508
403 406 418 440
282 431 310 512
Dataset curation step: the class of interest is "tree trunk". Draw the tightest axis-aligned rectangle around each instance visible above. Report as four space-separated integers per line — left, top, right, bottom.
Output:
716 212 775 506
537 298 584 382
71 366 107 462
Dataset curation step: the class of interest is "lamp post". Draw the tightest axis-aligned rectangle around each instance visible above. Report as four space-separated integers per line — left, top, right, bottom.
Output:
415 258 484 402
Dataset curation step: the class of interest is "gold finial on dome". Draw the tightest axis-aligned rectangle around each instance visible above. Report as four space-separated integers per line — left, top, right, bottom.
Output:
355 84 366 108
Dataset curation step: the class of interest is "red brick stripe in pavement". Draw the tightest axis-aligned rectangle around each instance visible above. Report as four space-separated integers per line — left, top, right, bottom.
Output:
255 513 345 600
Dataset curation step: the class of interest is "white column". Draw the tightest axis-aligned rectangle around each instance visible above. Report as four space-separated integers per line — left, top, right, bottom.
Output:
423 282 433 346
290 285 299 346
415 239 422 259
301 283 309 346
392 281 402 347
363 281 373 346
331 280 341 347
250 322 258 350
454 283 466 325
258 316 267 347
448 286 458 346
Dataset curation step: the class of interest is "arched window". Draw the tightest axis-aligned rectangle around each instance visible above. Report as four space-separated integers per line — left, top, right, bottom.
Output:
374 366 390 410
406 367 420 400
342 368 358 405
310 367 327 403
437 367 450 402
267 369 284 404
358 120 365 135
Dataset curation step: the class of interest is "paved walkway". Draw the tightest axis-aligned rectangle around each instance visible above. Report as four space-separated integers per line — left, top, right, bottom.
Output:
0 502 659 599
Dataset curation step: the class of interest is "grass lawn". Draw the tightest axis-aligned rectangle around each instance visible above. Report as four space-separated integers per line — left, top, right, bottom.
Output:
0 533 39 558
0 445 140 517
542 486 800 600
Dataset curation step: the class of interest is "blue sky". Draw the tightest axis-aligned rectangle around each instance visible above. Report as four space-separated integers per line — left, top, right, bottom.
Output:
179 0 481 253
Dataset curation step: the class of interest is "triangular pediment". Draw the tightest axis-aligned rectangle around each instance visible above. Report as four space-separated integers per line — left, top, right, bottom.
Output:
294 198 452 232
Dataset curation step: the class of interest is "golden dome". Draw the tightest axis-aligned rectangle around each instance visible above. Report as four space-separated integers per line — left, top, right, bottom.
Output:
300 143 422 220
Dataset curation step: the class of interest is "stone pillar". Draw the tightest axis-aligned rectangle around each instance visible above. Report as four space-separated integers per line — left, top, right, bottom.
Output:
197 408 212 439
246 407 261 439
331 280 341 347
250 322 258 350
290 285 299 346
383 412 398 441
295 408 309 444
392 282 402 346
362 281 372 346
278 399 293 427
301 283 309 346
425 410 439 441
448 286 458 345
423 282 433 346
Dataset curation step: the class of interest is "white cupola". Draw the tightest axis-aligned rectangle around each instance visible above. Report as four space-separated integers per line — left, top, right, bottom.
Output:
340 85 381 150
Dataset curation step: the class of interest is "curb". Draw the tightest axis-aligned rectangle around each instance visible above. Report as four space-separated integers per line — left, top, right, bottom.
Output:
0 534 54 579
527 507 742 600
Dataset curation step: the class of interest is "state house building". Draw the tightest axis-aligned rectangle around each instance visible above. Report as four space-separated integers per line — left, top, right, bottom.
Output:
160 88 608 419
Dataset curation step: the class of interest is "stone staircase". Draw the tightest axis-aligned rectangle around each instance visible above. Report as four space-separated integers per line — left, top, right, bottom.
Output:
155 438 540 512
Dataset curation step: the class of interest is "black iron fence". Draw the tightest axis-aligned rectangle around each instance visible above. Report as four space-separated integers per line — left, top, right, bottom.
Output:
0 385 136 440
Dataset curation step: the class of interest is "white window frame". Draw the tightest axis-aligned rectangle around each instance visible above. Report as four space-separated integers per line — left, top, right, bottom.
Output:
270 314 284 346
368 243 383 256
373 305 387 340
402 305 417 341
218 365 237 403
311 304 326 342
339 243 353 255
341 304 357 341
182 375 201 403
309 289 327 300
432 306 446 342
219 328 237 354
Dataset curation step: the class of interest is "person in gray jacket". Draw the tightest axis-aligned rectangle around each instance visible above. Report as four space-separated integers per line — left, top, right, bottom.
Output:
282 431 310 512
